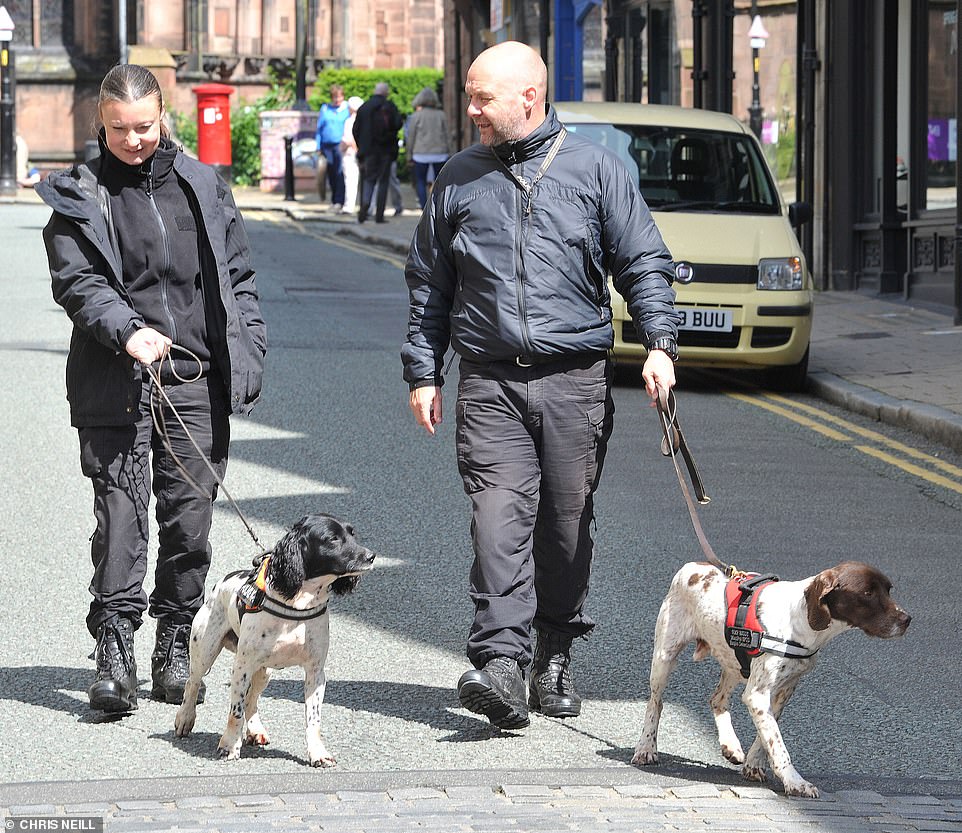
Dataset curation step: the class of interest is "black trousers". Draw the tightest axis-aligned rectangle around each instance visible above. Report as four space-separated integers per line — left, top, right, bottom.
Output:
455 354 614 670
358 152 394 221
78 376 229 637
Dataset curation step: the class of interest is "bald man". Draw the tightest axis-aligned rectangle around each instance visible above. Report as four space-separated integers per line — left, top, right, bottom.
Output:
402 41 680 730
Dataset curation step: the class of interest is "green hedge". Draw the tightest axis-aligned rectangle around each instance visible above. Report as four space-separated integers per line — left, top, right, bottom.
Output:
171 67 443 187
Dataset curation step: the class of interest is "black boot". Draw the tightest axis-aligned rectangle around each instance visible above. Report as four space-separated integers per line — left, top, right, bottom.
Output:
457 656 529 730
528 631 581 718
151 620 205 705
88 617 138 713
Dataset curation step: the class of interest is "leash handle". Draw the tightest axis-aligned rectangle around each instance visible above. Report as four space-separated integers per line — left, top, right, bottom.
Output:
146 348 269 556
655 388 730 574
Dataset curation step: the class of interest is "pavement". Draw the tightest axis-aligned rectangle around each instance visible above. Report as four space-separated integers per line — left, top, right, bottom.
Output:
2 184 962 832
227 187 962 455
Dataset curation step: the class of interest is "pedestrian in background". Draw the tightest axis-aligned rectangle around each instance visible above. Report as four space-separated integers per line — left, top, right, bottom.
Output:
402 41 679 731
353 81 403 223
406 86 450 209
37 64 267 715
340 95 364 214
315 84 350 212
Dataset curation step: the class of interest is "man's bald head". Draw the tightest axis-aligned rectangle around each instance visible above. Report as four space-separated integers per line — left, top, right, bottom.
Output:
465 41 549 145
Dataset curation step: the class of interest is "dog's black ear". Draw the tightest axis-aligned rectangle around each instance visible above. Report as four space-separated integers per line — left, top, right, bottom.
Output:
269 519 308 600
804 569 837 631
330 575 360 596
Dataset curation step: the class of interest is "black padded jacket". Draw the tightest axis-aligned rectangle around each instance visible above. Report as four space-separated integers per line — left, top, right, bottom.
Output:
38 141 266 427
402 104 679 388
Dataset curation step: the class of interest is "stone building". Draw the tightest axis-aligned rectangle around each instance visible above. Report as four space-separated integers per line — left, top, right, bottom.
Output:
4 0 443 167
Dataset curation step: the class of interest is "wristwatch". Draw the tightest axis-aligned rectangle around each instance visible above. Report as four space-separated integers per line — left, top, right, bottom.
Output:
648 336 679 362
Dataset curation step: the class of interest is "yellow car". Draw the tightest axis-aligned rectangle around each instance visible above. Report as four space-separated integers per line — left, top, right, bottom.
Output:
556 102 814 391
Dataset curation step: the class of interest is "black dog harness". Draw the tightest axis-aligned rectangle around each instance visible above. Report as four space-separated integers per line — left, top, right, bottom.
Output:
724 572 818 678
233 555 329 622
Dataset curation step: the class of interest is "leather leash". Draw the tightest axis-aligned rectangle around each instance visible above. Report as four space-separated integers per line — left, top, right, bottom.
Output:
145 346 269 556
655 387 732 575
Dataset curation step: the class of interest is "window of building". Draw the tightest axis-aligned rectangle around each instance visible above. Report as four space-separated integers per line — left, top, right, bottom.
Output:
925 1 957 210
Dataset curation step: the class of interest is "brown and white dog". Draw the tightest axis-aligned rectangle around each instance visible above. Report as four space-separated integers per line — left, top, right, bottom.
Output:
633 561 911 797
174 514 375 767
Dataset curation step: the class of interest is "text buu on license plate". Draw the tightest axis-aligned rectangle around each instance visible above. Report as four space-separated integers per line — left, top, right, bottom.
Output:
677 306 734 333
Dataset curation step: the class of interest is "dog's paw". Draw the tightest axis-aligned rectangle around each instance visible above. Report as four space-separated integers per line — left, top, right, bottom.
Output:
173 707 195 737
721 743 745 764
741 764 768 783
217 736 243 761
310 753 336 768
781 769 820 798
245 729 270 747
783 780 819 799
631 745 659 766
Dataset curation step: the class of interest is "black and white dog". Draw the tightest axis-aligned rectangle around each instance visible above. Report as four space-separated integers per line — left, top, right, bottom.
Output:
174 513 376 766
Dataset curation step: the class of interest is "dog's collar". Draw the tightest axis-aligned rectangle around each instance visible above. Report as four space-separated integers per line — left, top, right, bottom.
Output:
236 556 330 621
724 572 818 678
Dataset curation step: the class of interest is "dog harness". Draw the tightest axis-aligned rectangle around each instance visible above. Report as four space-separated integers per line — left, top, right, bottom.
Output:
234 555 330 622
724 572 818 679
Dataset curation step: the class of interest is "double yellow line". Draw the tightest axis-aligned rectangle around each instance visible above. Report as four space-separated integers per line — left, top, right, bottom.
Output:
729 391 962 496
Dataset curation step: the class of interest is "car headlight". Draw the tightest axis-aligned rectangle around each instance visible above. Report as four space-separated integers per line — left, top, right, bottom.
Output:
757 257 803 290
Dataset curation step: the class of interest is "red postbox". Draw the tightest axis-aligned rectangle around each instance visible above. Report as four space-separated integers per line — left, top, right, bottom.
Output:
193 82 234 180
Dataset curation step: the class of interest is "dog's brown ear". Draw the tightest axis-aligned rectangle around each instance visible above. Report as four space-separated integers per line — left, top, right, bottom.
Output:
805 569 837 631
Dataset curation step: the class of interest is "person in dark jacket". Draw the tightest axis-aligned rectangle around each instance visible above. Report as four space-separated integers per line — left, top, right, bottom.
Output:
352 81 403 224
37 64 267 715
402 41 680 731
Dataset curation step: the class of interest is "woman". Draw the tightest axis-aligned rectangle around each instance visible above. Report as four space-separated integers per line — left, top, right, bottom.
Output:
340 95 364 214
38 64 267 714
405 86 450 209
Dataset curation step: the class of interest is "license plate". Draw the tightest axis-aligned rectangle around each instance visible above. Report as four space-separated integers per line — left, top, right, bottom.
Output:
677 307 733 332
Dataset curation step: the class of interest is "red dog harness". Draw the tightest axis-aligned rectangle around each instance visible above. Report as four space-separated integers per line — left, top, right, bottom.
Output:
725 572 818 678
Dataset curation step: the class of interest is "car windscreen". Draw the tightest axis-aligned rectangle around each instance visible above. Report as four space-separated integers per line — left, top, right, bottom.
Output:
563 122 781 214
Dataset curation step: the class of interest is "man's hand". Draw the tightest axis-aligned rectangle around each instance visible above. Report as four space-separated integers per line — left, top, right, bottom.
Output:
409 385 443 435
642 349 676 404
125 327 172 365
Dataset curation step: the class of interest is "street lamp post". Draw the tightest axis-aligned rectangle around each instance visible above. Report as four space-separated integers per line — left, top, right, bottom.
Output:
0 5 16 198
747 8 769 140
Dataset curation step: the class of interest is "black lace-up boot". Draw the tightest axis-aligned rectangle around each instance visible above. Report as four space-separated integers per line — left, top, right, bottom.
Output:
88 617 138 712
457 656 529 730
528 631 581 718
151 620 205 705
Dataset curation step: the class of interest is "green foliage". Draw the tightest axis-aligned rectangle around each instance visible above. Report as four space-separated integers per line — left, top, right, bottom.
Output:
775 129 796 180
230 104 263 186
170 110 197 154
309 67 444 118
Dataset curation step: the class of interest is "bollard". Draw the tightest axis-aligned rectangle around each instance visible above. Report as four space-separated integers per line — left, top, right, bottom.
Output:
283 135 295 202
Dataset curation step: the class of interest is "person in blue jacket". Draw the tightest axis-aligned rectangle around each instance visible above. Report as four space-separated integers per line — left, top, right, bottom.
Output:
314 84 350 211
37 64 267 716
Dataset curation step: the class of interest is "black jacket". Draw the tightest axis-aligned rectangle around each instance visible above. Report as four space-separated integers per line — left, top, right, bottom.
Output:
352 94 403 161
402 105 679 387
38 144 267 427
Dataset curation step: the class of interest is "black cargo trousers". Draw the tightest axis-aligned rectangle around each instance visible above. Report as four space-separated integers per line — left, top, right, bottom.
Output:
77 374 230 637
455 352 615 671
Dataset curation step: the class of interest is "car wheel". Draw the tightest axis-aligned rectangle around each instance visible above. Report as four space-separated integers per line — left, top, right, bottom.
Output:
765 347 809 393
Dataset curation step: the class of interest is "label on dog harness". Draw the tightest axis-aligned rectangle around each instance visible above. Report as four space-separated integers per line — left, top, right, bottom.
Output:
725 626 762 650
237 579 264 610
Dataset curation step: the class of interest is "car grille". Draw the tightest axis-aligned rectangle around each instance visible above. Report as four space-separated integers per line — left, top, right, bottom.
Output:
622 323 792 350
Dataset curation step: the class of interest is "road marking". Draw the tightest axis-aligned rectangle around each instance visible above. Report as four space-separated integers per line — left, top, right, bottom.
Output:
856 445 962 496
249 211 408 270
727 392 852 441
727 390 962 494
